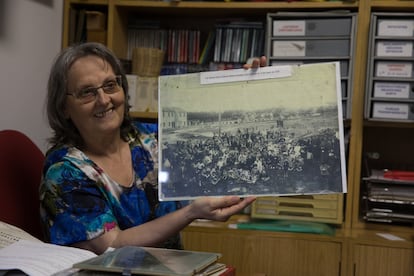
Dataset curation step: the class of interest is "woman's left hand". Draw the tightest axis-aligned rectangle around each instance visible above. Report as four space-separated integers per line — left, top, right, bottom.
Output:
189 196 256 222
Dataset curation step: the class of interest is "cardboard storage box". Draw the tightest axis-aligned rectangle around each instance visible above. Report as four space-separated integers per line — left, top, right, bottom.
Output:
86 11 106 31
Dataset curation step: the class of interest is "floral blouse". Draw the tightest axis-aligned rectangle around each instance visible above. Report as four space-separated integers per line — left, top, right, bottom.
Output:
39 126 182 249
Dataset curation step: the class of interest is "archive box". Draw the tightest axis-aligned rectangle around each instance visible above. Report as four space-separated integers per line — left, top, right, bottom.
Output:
266 12 357 120
251 194 344 224
365 12 414 122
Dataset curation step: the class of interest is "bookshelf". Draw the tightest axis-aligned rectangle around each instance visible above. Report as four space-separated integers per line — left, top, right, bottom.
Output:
62 1 414 275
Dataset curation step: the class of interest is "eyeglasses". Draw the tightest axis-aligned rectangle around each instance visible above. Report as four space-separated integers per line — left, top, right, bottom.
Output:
66 75 122 104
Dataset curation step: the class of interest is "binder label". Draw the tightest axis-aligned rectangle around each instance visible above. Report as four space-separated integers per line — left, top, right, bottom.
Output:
272 41 306 57
376 41 413 57
273 20 305 36
374 82 410 98
373 102 410 119
377 20 414 37
375 62 413 78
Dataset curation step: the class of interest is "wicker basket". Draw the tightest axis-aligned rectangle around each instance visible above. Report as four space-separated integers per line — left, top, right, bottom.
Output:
132 47 165 77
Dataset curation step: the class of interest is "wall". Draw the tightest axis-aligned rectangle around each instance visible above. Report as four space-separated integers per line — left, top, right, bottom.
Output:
0 0 63 153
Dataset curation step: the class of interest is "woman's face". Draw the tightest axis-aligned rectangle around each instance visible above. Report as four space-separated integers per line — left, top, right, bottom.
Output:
65 55 125 142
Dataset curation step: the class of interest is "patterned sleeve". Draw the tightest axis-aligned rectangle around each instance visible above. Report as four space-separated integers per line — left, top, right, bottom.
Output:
40 160 117 246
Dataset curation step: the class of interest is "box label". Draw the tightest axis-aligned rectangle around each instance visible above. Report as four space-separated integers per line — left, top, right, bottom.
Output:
273 20 305 36
374 82 410 98
272 41 306 57
372 102 410 119
377 20 414 37
376 62 412 78
376 41 413 57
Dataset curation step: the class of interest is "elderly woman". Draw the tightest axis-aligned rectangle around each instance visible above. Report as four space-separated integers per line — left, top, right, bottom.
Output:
40 42 258 254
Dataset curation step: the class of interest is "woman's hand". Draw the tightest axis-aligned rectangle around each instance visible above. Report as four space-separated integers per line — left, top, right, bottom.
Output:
243 56 267 69
189 196 256 222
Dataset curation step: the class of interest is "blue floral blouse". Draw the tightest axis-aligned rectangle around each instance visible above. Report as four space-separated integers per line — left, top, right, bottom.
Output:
39 126 182 248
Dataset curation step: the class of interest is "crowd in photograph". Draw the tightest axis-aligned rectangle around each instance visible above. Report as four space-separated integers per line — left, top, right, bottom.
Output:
162 124 342 197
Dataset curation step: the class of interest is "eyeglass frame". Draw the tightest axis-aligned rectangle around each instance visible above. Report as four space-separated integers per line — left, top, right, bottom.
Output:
66 75 123 104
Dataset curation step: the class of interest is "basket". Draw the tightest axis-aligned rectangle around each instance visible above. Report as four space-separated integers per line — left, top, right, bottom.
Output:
132 47 165 77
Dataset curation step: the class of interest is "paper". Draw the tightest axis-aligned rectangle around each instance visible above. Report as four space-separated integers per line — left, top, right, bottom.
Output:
377 20 414 37
272 41 306 57
376 41 413 57
273 20 306 36
200 65 292 85
375 61 413 78
376 233 405 241
372 102 410 120
159 62 347 200
0 221 41 249
373 82 410 98
0 240 96 276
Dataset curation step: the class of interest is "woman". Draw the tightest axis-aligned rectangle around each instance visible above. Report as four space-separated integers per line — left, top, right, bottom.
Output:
40 42 260 254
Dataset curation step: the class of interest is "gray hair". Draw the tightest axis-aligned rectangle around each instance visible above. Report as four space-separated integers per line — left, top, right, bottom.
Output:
46 42 133 149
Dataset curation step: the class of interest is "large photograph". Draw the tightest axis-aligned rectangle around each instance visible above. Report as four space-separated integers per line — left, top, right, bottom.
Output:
158 62 347 200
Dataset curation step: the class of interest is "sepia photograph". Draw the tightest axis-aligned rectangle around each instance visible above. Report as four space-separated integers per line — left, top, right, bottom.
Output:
158 63 347 200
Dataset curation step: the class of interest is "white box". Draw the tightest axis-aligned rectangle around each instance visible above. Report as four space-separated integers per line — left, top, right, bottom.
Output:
272 41 306 57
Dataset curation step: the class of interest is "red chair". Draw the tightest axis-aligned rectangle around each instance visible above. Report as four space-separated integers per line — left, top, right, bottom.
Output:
0 129 45 241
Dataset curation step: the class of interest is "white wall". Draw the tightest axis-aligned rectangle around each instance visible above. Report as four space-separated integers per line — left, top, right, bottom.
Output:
0 0 63 153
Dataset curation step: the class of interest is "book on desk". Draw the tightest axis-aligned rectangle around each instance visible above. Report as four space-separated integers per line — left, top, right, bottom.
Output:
72 246 223 276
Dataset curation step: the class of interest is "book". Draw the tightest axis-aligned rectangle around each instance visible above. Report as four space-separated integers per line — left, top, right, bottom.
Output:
73 246 222 276
0 221 96 276
195 264 235 276
199 31 215 65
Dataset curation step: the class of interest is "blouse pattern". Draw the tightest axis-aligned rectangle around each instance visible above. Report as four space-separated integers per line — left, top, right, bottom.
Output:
39 127 182 248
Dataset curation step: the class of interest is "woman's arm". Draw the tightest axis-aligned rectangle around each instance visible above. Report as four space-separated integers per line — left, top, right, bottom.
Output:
74 196 255 254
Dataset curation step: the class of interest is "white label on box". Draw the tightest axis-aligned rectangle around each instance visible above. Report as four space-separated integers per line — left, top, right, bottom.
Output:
378 20 414 37
372 102 409 119
376 41 413 57
273 20 305 36
376 62 412 78
374 82 410 98
126 74 138 110
272 41 306 57
134 76 157 112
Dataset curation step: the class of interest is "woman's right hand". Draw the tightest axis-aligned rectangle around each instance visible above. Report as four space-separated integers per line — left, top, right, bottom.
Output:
243 56 267 69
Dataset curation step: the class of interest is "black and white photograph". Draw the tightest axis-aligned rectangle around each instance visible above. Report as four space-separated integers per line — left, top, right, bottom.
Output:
158 63 347 200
